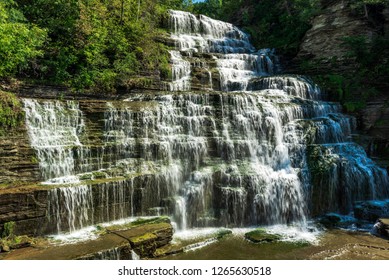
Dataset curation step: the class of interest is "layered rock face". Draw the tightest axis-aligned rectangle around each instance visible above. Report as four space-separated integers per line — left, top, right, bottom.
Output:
1 88 388 235
0 127 40 184
0 9 388 239
295 0 389 161
296 0 377 74
163 10 278 92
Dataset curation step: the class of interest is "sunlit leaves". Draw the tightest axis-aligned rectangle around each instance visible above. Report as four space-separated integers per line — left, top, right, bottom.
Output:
0 1 47 77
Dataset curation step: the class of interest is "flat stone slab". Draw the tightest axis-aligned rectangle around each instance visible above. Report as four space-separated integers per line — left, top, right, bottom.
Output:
0 222 173 260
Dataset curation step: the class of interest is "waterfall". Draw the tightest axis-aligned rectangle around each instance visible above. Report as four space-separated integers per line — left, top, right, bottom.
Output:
131 250 140 260
48 185 93 233
23 99 89 182
47 180 135 233
166 10 276 92
22 10 389 236
96 248 121 260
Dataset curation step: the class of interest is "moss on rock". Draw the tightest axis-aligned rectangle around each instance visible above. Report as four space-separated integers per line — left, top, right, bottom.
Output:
244 228 281 243
0 90 24 134
216 229 233 239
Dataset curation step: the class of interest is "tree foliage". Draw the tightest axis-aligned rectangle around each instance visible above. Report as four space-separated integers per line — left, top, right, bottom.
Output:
2 0 388 95
9 0 184 92
191 0 320 56
0 0 46 78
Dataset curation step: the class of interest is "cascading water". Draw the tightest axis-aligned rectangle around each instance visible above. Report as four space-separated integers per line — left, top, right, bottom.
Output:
22 10 389 238
166 10 276 92
23 99 89 182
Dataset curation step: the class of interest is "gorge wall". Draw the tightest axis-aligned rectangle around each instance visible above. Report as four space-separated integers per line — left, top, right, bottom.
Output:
293 0 389 162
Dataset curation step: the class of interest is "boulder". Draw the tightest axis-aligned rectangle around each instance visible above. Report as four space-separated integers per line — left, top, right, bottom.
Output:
318 213 357 228
371 218 389 238
244 229 281 243
354 200 389 222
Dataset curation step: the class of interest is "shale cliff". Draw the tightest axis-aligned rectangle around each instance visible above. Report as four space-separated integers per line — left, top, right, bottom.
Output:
296 1 379 74
293 0 389 161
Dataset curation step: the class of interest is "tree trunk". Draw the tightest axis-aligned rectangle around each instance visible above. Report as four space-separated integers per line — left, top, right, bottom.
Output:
364 4 369 19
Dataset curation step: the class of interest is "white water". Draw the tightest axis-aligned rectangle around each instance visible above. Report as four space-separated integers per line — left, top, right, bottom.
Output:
131 250 140 260
23 99 88 181
47 180 136 233
169 51 191 91
95 248 121 260
48 185 93 233
166 10 275 91
172 225 320 246
49 216 159 243
24 90 388 233
22 10 389 240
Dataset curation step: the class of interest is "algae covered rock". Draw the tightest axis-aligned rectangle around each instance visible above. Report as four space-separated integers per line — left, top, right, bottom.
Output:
244 229 281 243
216 229 232 239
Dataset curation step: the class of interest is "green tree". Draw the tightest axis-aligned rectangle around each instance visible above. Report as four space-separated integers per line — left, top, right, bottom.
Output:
0 0 46 78
16 0 80 82
12 0 184 92
192 0 320 55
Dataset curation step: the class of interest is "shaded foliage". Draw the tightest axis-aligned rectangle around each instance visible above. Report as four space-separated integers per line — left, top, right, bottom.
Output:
191 0 320 56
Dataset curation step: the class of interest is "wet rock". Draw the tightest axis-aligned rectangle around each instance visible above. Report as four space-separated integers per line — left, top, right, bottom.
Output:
114 221 174 258
1 244 10 252
2 219 174 260
354 200 389 222
244 229 281 243
318 213 357 228
0 127 41 184
0 189 48 236
372 218 389 238
9 241 31 250
216 229 232 239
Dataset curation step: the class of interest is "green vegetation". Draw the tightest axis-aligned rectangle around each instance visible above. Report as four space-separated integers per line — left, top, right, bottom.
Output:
244 228 282 243
0 0 187 93
0 0 46 78
311 33 389 111
1 221 15 239
0 90 24 134
307 145 338 175
216 229 233 239
192 0 389 112
309 1 389 109
192 0 320 56
0 0 388 102
0 221 36 252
